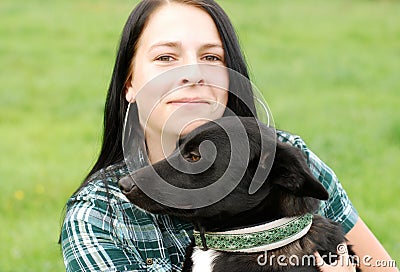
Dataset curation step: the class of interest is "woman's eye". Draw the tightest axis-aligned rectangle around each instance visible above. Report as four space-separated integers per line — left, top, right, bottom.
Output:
203 55 221 62
156 55 174 62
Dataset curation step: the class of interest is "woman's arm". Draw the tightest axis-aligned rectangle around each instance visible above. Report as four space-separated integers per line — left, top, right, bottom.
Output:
61 196 150 272
62 218 147 271
346 217 398 271
317 217 398 272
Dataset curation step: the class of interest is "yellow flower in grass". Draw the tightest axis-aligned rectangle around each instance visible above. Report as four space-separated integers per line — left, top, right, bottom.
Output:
14 190 25 201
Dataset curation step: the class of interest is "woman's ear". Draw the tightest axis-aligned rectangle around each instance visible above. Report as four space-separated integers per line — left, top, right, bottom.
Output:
125 76 136 103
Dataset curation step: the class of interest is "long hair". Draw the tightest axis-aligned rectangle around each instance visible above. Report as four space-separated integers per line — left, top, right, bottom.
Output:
75 0 256 193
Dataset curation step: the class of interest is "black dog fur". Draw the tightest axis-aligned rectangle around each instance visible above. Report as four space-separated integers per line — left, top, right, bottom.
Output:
119 116 360 271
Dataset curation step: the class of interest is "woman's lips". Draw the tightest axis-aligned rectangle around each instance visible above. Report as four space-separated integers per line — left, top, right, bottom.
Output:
167 98 211 105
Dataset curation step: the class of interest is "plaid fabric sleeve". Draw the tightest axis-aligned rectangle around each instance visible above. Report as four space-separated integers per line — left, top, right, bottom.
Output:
61 184 148 271
277 130 359 233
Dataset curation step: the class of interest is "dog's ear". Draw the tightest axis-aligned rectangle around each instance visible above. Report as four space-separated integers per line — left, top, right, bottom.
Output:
270 142 329 200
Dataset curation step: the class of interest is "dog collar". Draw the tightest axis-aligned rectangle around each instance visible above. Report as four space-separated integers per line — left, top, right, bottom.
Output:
193 213 313 253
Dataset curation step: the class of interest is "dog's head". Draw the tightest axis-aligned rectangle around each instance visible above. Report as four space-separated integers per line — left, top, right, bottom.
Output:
119 116 328 229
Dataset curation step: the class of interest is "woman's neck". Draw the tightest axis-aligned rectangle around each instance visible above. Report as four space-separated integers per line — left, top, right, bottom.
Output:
145 130 178 164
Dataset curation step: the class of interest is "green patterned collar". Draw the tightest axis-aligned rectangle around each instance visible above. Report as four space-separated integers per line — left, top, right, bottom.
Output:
193 213 313 253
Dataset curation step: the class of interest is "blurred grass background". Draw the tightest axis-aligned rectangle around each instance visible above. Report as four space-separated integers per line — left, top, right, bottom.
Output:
0 0 399 270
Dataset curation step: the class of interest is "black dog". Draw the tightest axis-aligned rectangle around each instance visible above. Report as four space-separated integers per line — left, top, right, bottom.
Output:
119 116 359 271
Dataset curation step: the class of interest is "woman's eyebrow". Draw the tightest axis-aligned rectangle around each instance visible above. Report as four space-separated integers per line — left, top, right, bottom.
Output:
200 43 223 51
148 41 223 52
148 41 181 52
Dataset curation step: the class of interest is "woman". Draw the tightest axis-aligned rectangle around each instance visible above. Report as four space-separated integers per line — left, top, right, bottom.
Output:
61 0 395 271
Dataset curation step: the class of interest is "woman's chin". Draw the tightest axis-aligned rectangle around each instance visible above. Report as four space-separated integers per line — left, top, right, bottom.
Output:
179 119 209 136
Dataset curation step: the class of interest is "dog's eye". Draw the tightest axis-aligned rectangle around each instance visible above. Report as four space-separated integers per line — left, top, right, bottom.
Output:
191 154 200 162
186 152 201 162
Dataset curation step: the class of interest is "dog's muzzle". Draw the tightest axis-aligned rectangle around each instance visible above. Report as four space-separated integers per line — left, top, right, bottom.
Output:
118 175 136 194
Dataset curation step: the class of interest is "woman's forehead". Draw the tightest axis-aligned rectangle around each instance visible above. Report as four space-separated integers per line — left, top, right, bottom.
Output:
137 3 222 50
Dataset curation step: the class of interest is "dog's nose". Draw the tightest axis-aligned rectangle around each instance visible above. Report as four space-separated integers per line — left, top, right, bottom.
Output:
118 175 135 194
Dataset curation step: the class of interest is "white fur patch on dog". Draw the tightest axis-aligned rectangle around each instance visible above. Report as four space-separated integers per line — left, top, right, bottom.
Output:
191 247 220 272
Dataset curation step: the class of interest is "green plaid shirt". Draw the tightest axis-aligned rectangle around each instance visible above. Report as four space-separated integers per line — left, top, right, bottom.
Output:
61 131 358 271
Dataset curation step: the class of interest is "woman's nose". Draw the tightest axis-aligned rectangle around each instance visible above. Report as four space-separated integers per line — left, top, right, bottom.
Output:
180 64 205 85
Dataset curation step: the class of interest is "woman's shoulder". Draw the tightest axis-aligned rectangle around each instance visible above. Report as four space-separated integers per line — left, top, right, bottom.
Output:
63 161 160 231
276 129 309 151
276 129 359 231
63 161 149 225
68 161 129 205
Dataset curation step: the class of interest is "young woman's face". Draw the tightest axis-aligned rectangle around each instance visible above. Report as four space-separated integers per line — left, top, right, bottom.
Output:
126 3 229 141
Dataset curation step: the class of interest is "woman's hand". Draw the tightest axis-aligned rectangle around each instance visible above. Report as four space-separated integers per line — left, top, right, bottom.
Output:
314 243 357 272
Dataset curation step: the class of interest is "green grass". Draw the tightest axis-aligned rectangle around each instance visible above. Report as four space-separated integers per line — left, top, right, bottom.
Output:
1 0 399 270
